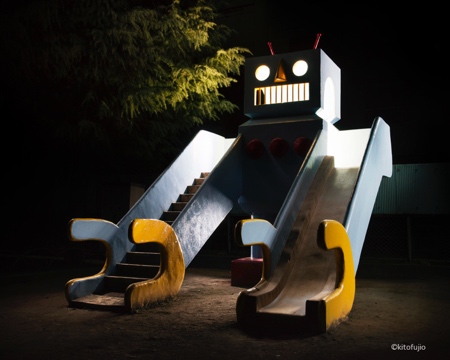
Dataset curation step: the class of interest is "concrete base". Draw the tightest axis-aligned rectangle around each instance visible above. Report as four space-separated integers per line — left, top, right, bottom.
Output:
231 257 263 287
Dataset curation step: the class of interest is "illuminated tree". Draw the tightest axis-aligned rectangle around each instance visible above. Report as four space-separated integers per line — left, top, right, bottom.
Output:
1 0 250 165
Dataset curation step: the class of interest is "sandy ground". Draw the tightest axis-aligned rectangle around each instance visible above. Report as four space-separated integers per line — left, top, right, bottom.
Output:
1 259 449 360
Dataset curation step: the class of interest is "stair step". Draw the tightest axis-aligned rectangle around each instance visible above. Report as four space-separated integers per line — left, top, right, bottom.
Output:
70 293 125 311
135 242 160 252
126 251 160 265
169 202 188 211
177 194 194 202
193 178 205 185
104 275 150 293
115 263 159 278
185 185 201 194
161 211 180 221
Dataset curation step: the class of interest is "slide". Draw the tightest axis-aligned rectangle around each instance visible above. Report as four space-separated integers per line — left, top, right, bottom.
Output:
66 48 392 330
65 130 242 311
65 117 390 317
235 117 392 333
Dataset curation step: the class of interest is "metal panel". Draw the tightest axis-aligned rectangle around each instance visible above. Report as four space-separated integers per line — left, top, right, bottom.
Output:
373 163 450 214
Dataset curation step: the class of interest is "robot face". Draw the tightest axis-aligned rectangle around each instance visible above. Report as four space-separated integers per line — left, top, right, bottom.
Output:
244 49 341 123
254 58 310 105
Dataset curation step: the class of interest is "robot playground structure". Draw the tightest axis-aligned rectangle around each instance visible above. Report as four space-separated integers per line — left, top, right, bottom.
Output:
65 46 392 333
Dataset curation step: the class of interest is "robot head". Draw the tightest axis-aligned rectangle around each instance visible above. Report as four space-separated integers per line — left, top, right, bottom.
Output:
244 49 341 123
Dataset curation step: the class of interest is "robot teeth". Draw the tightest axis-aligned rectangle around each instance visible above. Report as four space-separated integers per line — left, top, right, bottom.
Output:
254 83 309 106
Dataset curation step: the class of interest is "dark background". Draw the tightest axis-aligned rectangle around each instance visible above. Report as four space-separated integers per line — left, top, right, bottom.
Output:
1 1 448 267
215 2 448 165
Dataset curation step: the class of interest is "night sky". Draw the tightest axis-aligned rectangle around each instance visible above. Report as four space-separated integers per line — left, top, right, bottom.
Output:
1 2 447 259
215 1 448 165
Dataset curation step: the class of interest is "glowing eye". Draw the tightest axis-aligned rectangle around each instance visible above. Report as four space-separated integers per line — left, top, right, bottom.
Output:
292 60 308 76
255 65 270 81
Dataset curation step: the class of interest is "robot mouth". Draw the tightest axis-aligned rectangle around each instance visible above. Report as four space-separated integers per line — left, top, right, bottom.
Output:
254 83 309 106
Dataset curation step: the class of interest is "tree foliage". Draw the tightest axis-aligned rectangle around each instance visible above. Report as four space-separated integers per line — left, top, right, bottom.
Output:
2 0 250 163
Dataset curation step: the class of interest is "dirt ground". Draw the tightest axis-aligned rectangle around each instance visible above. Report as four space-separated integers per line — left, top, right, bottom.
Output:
1 259 449 360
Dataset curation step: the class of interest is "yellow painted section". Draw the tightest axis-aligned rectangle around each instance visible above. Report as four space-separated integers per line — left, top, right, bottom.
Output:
125 219 185 312
316 219 355 332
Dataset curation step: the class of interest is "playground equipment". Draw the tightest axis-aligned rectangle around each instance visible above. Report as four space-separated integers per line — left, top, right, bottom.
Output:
65 130 236 311
65 47 392 333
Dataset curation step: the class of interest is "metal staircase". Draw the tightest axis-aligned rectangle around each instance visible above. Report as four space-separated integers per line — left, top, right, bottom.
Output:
69 172 209 310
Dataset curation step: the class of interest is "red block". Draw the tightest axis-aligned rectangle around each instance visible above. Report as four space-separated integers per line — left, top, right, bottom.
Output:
231 257 263 287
